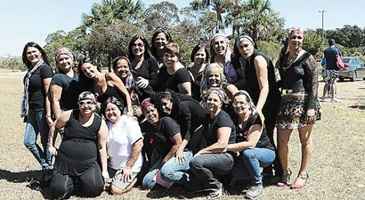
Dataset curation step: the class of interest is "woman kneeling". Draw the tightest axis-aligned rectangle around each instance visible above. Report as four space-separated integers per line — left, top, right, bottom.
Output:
47 91 109 199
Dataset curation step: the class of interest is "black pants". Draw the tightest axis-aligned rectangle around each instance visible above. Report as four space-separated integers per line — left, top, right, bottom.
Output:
189 153 234 192
47 164 104 199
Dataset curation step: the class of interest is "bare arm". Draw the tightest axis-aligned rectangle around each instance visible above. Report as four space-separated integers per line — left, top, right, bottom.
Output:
254 56 269 112
197 127 231 154
178 82 192 96
50 84 63 119
98 119 109 178
43 78 53 124
162 133 182 165
48 110 71 153
125 138 143 169
106 72 133 113
226 124 262 152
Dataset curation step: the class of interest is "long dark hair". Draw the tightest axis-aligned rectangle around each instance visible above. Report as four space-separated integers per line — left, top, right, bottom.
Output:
190 43 210 63
150 29 172 59
21 42 49 69
128 34 155 61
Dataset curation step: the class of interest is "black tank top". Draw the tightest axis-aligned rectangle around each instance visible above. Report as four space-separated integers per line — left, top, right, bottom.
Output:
55 110 102 176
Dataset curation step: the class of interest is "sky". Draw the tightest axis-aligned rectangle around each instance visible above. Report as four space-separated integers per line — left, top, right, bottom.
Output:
1 0 364 57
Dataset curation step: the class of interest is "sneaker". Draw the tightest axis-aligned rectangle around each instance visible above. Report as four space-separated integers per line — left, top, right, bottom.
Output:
245 184 263 199
207 186 223 200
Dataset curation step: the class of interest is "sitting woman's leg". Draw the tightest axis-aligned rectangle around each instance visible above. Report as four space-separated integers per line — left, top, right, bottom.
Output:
241 148 276 185
189 153 234 192
79 164 104 197
47 171 74 199
159 151 193 185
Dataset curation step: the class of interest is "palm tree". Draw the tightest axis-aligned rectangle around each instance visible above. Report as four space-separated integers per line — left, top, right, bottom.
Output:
191 0 235 33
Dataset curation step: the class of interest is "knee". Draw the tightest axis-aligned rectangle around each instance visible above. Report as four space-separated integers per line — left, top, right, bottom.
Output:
81 182 104 197
47 180 71 199
159 165 173 180
142 171 157 189
189 156 203 170
241 149 256 160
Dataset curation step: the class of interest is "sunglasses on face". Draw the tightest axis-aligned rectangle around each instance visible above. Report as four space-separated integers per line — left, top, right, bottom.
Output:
79 100 94 106
290 36 303 40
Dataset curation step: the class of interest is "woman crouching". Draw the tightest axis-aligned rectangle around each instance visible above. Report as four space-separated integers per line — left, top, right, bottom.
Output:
227 90 275 199
102 97 143 194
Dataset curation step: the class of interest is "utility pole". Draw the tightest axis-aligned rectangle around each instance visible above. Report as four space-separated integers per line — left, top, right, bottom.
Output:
318 9 326 41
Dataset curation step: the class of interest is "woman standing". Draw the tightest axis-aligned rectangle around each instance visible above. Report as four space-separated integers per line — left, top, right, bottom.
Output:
103 97 143 195
50 47 80 119
21 42 53 170
151 29 172 67
79 62 133 114
154 42 192 95
276 28 320 189
189 88 236 199
210 34 238 84
226 90 275 199
231 35 281 176
188 44 210 100
47 91 108 199
128 35 159 90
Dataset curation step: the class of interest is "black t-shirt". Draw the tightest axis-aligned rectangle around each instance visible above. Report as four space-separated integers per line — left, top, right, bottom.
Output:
204 110 236 146
235 113 274 151
141 116 180 165
27 63 53 110
51 73 80 110
131 57 159 80
154 66 192 94
175 100 207 152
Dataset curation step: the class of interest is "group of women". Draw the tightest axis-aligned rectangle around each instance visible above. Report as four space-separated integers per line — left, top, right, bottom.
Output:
20 27 320 199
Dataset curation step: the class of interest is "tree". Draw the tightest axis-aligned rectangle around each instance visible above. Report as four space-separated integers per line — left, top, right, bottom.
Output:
231 0 284 41
144 1 180 31
191 0 235 33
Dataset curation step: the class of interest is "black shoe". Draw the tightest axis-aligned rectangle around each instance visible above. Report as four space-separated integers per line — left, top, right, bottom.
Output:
245 184 263 199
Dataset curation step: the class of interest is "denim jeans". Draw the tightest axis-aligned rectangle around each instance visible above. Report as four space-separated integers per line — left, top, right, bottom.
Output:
23 110 52 168
189 153 234 191
160 151 193 185
241 148 275 185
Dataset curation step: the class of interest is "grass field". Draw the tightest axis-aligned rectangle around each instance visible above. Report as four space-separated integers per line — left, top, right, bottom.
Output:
0 69 364 200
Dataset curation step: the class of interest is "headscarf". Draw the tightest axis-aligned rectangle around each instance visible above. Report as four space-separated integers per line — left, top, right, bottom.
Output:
237 35 255 47
141 98 155 113
55 47 74 62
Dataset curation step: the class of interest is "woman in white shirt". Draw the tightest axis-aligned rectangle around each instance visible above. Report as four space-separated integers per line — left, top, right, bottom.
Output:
103 96 143 195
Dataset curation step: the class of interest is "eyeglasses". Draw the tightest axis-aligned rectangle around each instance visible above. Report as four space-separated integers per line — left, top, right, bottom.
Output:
290 36 303 40
79 100 94 106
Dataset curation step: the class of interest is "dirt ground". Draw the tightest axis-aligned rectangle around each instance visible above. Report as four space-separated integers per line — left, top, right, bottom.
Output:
0 70 364 200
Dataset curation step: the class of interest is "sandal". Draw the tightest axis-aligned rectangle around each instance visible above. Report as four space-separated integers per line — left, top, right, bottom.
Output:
290 172 309 189
277 169 292 187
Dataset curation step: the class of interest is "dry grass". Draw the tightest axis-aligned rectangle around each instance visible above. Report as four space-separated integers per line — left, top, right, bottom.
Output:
0 70 364 200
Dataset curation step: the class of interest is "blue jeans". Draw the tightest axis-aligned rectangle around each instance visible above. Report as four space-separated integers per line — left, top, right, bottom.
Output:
190 153 234 191
160 151 193 185
23 110 52 168
241 148 275 185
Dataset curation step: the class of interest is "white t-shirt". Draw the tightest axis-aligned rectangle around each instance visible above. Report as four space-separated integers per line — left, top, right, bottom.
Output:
107 115 143 172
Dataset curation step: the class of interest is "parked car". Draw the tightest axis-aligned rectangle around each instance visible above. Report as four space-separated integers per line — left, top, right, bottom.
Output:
338 57 365 81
